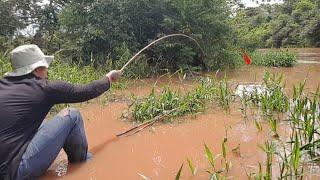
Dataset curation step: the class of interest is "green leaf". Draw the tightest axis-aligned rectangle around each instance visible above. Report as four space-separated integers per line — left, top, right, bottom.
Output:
175 163 184 180
187 158 196 175
222 138 227 159
204 143 215 168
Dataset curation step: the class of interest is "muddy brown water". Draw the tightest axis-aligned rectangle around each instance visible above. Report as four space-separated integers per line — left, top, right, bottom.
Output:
42 49 320 179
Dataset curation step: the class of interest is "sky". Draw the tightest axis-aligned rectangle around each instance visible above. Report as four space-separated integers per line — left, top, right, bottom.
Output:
241 0 283 7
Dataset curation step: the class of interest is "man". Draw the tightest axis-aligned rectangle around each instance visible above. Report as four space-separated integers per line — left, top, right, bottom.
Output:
0 44 122 179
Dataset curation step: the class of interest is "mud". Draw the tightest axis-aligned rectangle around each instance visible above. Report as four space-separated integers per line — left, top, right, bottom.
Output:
42 49 320 179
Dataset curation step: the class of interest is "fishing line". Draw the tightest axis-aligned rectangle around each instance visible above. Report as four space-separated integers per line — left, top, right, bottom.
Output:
120 33 205 72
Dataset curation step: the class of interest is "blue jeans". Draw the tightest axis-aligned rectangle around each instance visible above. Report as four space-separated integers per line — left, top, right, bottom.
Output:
16 108 89 179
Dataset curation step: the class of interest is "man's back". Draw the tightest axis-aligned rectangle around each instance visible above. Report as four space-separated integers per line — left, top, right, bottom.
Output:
0 75 52 179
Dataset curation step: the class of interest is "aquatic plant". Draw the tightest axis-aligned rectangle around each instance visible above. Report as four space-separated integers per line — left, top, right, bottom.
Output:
254 140 276 180
248 76 319 179
187 158 197 175
175 163 184 180
131 77 218 123
131 71 320 180
217 80 234 111
204 143 226 179
260 72 289 114
254 119 263 132
251 49 297 67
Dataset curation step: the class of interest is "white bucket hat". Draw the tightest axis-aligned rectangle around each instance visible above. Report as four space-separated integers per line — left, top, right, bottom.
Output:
4 44 54 77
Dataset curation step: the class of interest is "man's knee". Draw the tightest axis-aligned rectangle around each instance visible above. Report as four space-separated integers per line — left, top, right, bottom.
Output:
68 108 81 117
59 108 83 124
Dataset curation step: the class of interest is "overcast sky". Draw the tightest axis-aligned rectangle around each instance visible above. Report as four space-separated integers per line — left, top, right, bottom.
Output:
242 0 283 7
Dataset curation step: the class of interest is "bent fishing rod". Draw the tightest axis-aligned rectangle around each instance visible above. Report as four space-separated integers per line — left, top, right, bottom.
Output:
120 33 205 72
116 33 205 137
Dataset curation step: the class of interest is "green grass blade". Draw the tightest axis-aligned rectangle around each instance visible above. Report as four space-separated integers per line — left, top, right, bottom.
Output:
187 158 196 175
204 143 215 168
175 163 184 180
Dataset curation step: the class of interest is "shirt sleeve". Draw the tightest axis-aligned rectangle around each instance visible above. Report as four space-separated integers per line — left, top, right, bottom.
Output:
46 77 110 104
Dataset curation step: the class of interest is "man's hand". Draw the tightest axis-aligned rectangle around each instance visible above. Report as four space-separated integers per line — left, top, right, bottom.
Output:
106 70 122 83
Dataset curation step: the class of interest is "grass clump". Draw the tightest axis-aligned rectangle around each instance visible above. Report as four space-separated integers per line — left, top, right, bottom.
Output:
247 77 319 179
252 72 289 116
251 49 297 67
131 77 234 123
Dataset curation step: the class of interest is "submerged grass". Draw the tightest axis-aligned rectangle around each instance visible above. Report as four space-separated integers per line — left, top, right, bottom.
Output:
243 72 320 179
170 73 320 179
131 77 234 123
251 49 297 67
259 72 289 115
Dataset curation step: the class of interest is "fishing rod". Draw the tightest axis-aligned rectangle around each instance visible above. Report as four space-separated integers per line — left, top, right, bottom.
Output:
116 108 178 138
53 34 204 72
115 34 205 137
120 33 205 72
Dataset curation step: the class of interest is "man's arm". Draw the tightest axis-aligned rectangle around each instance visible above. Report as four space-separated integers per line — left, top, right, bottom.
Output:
46 77 111 104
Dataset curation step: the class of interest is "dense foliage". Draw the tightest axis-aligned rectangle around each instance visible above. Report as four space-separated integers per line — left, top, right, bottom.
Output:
231 0 320 49
1 0 319 74
0 0 237 73
251 49 297 67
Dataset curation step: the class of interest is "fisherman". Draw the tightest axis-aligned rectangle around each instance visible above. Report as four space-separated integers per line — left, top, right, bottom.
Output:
0 44 122 180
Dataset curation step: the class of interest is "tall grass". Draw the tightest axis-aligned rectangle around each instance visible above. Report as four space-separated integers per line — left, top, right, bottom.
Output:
0 54 11 76
251 49 297 67
130 77 234 123
244 73 320 179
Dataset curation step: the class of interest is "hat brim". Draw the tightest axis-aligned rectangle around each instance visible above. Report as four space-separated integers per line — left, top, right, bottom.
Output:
4 55 54 77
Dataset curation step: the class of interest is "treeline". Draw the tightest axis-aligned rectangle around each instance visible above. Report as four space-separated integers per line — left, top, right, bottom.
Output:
232 0 320 49
0 0 238 72
1 0 319 73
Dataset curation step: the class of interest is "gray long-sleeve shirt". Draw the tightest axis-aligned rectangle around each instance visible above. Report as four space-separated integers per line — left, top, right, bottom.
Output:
0 74 110 179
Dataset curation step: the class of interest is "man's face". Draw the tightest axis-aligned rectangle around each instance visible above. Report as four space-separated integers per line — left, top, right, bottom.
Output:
33 67 48 79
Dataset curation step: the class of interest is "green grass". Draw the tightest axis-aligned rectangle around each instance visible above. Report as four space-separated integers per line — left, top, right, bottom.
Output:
131 71 319 179
130 77 234 123
244 73 319 179
250 72 289 116
0 54 11 76
251 49 297 67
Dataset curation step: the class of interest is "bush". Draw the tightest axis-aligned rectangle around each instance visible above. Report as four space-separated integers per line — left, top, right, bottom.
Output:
0 54 11 76
56 0 235 72
251 49 297 67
